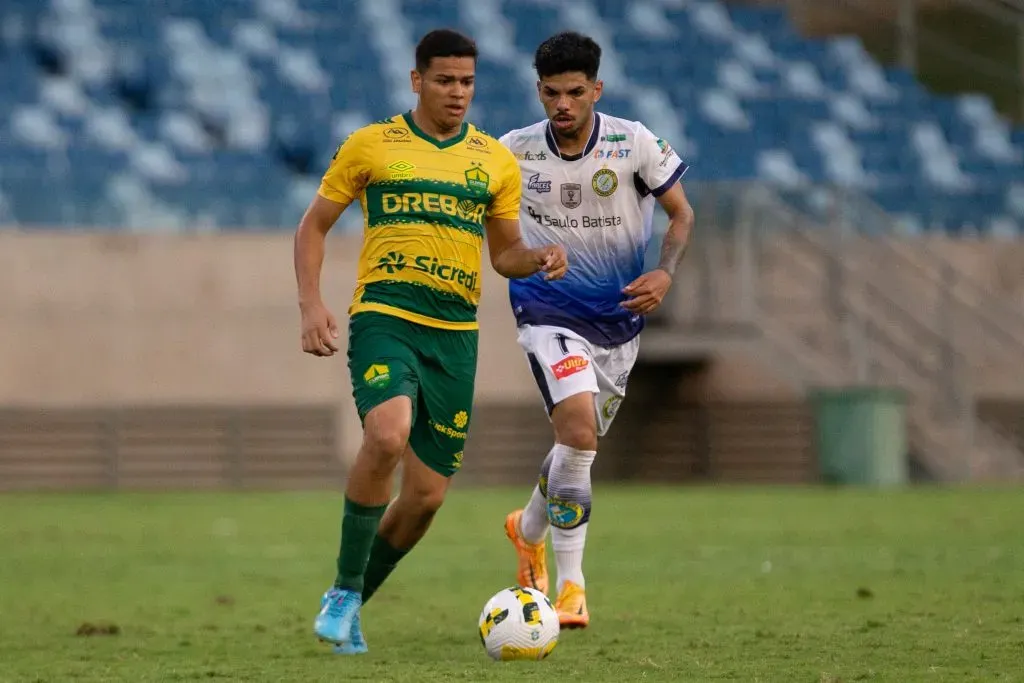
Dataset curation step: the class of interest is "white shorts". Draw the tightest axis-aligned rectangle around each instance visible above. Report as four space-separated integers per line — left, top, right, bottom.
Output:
516 324 639 437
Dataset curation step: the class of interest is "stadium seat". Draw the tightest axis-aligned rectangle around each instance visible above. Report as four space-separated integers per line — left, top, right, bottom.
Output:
0 0 1020 233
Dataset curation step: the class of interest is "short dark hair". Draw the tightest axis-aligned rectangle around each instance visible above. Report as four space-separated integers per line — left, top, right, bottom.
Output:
415 29 478 72
534 31 601 80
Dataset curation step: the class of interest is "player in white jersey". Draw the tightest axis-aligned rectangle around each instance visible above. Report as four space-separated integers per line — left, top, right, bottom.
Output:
499 31 695 628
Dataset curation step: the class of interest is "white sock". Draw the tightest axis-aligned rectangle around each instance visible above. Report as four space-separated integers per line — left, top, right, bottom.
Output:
520 484 549 544
546 443 596 592
519 446 556 544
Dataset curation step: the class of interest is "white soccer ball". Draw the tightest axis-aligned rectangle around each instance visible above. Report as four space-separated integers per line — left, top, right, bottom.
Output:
478 585 560 661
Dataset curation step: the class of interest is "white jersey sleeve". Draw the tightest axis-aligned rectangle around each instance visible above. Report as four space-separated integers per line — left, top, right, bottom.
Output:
501 114 690 347
635 123 689 197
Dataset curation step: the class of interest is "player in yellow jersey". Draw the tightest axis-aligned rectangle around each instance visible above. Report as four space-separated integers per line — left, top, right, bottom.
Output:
294 28 568 655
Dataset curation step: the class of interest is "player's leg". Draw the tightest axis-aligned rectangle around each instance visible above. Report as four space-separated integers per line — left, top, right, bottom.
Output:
314 312 418 651
360 444 451 603
547 338 637 628
358 325 476 605
546 388 598 629
507 326 599 620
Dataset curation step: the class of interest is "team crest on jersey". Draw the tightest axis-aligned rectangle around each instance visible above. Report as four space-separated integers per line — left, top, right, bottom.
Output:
592 168 618 197
465 164 490 195
560 183 582 209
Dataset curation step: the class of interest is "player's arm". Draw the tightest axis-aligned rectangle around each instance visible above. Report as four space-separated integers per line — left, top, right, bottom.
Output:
622 128 694 314
485 150 567 280
294 130 368 356
485 216 567 280
653 182 694 277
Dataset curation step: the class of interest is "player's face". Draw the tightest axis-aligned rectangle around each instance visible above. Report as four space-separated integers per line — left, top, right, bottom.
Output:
538 72 602 138
412 57 476 132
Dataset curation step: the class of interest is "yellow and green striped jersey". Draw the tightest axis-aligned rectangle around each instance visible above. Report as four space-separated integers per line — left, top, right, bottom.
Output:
318 112 522 331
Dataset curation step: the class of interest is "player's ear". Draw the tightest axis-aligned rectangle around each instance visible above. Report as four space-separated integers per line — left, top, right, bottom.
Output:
411 69 422 94
593 79 603 102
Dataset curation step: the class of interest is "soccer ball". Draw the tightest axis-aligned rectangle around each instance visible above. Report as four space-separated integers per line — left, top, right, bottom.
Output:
477 586 560 661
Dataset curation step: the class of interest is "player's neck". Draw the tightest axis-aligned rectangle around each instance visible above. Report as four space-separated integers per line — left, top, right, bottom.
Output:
410 106 462 141
551 113 595 157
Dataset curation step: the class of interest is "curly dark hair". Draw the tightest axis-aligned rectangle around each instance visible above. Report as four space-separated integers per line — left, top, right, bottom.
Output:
534 31 602 80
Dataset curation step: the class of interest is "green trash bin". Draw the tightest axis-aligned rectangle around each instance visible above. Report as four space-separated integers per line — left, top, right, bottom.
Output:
809 387 908 486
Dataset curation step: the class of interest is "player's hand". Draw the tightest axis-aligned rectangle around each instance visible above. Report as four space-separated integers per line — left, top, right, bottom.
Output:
299 301 340 357
535 244 568 280
621 269 673 315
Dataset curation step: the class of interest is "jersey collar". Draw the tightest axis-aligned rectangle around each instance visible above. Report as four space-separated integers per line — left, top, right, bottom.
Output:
545 112 601 161
402 111 469 149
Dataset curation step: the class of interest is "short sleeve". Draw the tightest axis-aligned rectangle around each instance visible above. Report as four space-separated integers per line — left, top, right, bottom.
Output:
635 124 689 197
318 128 372 205
487 147 522 220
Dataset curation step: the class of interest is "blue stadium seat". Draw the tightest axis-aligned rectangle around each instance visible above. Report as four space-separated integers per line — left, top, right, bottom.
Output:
0 0 1020 233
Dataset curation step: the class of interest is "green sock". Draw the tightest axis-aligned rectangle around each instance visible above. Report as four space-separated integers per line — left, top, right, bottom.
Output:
333 498 387 593
361 535 410 604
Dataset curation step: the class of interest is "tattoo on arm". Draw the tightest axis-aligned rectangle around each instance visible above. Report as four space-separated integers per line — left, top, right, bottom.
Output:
657 229 688 274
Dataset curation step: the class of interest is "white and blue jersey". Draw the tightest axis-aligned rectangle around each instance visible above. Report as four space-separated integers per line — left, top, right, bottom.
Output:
499 113 688 347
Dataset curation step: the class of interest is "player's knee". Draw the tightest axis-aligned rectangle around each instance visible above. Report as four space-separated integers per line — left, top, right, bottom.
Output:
552 396 598 452
404 481 446 520
555 422 597 452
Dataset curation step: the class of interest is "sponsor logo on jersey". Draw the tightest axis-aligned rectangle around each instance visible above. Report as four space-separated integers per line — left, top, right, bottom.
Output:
387 160 416 180
383 126 410 141
602 133 627 142
657 138 675 167
592 148 631 159
381 192 487 224
560 183 582 208
592 168 618 197
551 355 589 379
466 135 489 150
465 163 490 195
527 173 552 193
514 150 548 161
375 251 480 292
526 206 623 229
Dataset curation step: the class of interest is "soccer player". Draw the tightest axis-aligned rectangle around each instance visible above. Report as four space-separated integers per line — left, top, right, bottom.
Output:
294 28 568 655
498 31 694 628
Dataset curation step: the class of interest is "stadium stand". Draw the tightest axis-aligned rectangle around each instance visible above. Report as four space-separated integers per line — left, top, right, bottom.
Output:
0 0 1021 233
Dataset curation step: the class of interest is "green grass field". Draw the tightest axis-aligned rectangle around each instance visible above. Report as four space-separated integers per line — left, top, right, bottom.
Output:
1 485 1022 682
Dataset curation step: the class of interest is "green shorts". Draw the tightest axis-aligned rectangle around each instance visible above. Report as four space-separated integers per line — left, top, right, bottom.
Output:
347 311 478 477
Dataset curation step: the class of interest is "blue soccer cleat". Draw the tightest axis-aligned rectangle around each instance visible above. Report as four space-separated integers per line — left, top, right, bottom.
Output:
314 587 362 646
332 610 368 655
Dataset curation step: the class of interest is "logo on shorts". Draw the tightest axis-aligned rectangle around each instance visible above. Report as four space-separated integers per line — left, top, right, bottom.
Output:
551 355 589 380
614 371 629 389
602 396 622 420
592 168 618 197
453 410 468 429
547 498 584 528
452 450 464 470
363 364 391 388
